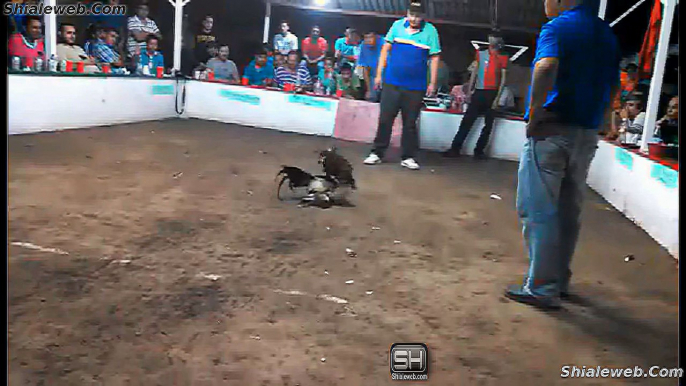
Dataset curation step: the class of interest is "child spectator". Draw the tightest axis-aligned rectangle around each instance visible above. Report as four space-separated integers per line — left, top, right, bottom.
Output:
138 34 164 75
207 44 240 83
318 57 336 94
334 63 361 99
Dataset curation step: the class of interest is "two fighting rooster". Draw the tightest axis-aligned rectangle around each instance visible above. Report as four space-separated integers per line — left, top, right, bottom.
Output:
276 147 356 208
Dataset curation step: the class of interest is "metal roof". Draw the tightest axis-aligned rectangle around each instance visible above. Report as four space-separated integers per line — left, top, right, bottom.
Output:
267 0 546 32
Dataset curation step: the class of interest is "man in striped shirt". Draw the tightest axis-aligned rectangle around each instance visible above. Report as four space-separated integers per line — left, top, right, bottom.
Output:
274 51 312 91
127 3 161 61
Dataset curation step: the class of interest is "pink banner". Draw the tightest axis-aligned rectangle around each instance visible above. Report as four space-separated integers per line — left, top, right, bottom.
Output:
333 99 402 147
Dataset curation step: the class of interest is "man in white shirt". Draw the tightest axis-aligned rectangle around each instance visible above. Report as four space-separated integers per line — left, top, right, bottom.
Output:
56 23 100 73
617 94 646 146
127 3 161 61
273 21 298 56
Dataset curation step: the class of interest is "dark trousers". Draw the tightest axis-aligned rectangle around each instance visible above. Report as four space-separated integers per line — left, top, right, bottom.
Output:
372 84 424 160
449 89 498 155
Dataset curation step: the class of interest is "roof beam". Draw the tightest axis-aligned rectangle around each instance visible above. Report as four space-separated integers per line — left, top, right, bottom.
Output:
267 0 540 33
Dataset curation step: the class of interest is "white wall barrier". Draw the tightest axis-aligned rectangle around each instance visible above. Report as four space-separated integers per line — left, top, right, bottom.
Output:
587 141 679 259
8 75 178 135
7 77 678 259
184 81 337 137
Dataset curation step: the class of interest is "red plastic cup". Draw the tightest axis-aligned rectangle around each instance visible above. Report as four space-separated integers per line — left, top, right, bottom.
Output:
336 89 343 98
156 66 164 78
76 61 85 73
206 70 214 81
101 63 111 74
284 83 295 92
65 60 74 72
241 77 249 86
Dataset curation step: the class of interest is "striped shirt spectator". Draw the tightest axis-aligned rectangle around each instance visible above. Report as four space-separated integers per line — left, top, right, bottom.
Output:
274 62 311 89
126 7 160 58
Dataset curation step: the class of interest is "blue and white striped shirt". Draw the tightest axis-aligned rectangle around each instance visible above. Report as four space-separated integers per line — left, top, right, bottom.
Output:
274 64 311 89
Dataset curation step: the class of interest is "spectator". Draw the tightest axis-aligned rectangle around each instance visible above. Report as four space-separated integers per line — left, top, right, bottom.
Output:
84 24 105 57
274 52 286 69
138 34 164 75
8 16 44 68
56 23 100 74
613 62 639 110
273 21 298 56
335 28 360 67
611 93 645 146
274 50 311 91
505 0 620 310
655 96 678 145
93 27 125 72
9 0 38 35
207 44 240 83
127 3 161 61
194 15 217 66
358 32 385 101
243 48 274 86
444 34 509 159
302 25 329 78
334 63 361 99
363 1 441 171
318 57 336 94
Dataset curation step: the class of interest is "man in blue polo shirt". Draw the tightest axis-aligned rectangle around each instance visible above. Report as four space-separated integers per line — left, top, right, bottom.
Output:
358 32 385 102
504 0 620 310
363 1 441 170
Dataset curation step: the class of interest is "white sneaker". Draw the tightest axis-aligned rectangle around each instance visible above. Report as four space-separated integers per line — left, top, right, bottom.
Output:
401 158 420 170
363 153 382 165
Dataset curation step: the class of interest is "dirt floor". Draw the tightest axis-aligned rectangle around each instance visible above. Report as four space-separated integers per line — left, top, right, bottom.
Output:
8 119 680 385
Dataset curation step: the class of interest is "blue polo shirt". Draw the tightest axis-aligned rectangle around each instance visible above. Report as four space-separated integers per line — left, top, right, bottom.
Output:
243 59 275 86
384 18 441 91
358 35 385 77
524 4 621 129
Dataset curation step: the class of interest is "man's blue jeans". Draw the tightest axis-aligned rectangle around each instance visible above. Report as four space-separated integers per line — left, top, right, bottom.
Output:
516 127 599 298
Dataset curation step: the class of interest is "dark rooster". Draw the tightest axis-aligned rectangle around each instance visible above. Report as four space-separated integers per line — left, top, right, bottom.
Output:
318 147 357 190
275 166 314 200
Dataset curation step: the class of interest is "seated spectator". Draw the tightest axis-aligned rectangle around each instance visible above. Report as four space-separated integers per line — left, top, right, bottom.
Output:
138 34 164 74
243 48 274 86
206 44 240 83
56 23 100 73
93 27 125 72
333 63 361 99
8 16 44 68
274 50 311 91
302 25 328 77
655 96 678 145
273 52 286 69
614 93 646 146
84 23 105 57
335 28 361 67
358 32 384 101
318 57 336 93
